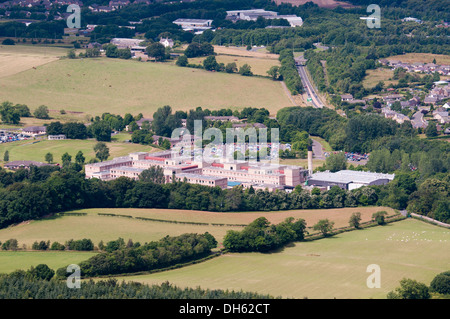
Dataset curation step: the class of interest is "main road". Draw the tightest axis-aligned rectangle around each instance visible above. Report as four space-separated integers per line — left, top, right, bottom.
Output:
295 58 325 109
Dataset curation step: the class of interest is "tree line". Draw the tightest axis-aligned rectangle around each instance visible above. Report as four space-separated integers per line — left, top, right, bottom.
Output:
56 232 217 278
0 271 276 299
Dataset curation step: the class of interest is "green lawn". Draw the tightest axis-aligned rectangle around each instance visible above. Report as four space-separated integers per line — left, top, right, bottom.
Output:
117 219 450 299
0 56 294 118
0 138 155 164
0 251 96 274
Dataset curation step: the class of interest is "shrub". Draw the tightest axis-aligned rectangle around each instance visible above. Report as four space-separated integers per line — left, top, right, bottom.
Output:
430 271 450 295
2 39 15 45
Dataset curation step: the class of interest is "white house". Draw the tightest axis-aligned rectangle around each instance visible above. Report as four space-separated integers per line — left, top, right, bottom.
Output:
159 38 174 48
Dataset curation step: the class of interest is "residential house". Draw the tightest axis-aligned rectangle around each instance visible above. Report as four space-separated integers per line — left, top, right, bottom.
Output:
159 38 174 48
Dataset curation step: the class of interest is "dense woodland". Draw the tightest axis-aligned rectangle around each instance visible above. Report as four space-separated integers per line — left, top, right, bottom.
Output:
0 272 275 298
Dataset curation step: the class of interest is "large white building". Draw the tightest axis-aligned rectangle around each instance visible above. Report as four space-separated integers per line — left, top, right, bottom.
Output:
173 18 213 32
226 9 303 27
307 170 395 190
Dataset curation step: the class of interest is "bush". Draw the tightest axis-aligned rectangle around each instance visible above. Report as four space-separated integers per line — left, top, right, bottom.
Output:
430 271 450 295
27 264 55 281
1 239 18 251
176 55 188 67
372 211 388 225
50 242 65 251
2 39 15 45
66 238 94 251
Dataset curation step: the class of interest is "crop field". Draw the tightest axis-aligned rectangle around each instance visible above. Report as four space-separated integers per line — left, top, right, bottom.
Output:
0 138 155 164
0 251 96 274
0 207 396 250
118 219 450 299
0 50 294 117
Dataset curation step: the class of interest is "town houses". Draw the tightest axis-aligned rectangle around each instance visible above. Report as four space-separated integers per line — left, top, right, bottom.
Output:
379 59 450 76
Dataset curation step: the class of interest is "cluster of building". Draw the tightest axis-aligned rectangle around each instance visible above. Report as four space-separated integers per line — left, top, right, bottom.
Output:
85 149 310 192
84 143 394 192
424 83 450 105
379 59 450 77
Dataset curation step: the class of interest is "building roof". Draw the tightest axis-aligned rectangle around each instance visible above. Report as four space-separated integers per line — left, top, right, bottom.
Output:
309 170 395 185
4 160 53 168
23 126 46 132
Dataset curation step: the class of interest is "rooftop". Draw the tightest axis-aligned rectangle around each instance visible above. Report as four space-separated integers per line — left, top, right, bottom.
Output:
309 170 395 184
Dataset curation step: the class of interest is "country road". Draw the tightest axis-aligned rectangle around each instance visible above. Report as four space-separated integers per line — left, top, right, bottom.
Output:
295 60 324 108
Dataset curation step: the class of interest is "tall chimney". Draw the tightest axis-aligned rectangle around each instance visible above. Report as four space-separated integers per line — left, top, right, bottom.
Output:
307 145 313 176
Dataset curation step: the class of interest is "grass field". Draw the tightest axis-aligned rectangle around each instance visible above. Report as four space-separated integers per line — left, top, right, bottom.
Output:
0 45 70 78
0 251 96 274
187 54 280 77
310 135 332 152
0 138 155 164
386 53 450 65
0 207 396 249
117 219 450 299
0 52 294 117
362 68 398 89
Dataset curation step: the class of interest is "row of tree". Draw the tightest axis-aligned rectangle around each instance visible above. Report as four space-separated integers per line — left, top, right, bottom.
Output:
57 232 217 277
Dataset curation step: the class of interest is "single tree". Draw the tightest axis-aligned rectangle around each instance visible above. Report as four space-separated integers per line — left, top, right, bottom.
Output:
3 150 9 162
94 142 110 162
34 105 50 119
61 152 72 167
75 151 85 165
139 166 165 184
349 212 362 229
176 55 188 67
267 66 280 80
239 64 253 76
45 152 53 164
313 219 335 237
203 55 218 71
146 42 166 61
325 152 347 172
225 62 237 73
372 211 388 225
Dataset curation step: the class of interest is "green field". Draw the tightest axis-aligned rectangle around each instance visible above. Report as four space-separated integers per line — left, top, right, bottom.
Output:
187 54 280 77
0 53 294 117
0 138 155 164
117 219 450 299
0 207 396 249
0 251 96 274
1 208 447 299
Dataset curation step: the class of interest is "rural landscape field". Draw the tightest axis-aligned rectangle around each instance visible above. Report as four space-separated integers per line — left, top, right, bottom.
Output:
0 45 294 117
0 0 449 305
